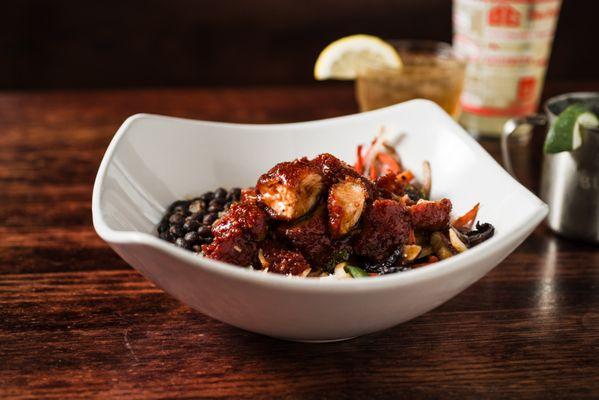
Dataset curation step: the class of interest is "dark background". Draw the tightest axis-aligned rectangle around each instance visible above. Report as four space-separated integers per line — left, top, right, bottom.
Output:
2 0 597 90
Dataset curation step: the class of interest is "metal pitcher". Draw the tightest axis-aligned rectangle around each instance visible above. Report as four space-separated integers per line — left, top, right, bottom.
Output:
502 92 599 243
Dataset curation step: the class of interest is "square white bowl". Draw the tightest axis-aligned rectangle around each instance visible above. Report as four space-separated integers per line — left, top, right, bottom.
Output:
92 100 547 342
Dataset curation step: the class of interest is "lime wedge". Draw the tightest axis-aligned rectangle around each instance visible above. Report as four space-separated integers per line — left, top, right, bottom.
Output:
544 104 599 154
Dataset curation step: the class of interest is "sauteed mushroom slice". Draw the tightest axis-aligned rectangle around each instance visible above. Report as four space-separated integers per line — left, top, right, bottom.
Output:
256 157 324 221
327 176 369 238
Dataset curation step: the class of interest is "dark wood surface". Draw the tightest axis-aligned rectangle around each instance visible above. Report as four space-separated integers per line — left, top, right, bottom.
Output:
1 83 598 399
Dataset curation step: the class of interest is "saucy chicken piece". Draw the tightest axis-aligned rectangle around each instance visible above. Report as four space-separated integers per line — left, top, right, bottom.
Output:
259 241 311 276
312 153 364 185
375 172 408 197
353 199 411 263
240 187 258 203
276 206 346 269
409 198 452 230
328 176 369 238
202 227 258 266
256 157 324 221
202 199 268 266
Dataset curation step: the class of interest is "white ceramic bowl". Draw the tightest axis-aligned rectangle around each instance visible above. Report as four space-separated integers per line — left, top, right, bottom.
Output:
92 100 547 342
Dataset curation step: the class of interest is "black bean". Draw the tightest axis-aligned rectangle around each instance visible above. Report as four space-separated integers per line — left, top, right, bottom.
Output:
197 225 212 237
175 237 190 249
203 213 218 225
214 188 227 200
159 190 244 250
183 219 200 232
207 204 221 213
231 187 242 199
190 211 205 222
168 213 184 225
200 191 214 202
159 231 171 241
169 200 189 213
208 199 221 207
188 199 205 213
169 225 182 237
211 197 226 206
184 231 199 244
157 221 169 233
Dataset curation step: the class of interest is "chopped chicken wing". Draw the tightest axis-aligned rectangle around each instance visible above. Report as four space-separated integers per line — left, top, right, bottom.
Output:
256 157 324 221
312 153 365 185
353 199 411 263
240 187 258 203
276 205 347 269
375 172 407 197
409 198 452 230
202 227 258 266
202 199 268 266
328 176 369 238
259 241 311 276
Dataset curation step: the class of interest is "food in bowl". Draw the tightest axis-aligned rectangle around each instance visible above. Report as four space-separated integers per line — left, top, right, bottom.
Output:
157 131 494 278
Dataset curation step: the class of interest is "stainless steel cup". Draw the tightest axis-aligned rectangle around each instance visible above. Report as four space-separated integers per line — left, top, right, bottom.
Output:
502 92 599 243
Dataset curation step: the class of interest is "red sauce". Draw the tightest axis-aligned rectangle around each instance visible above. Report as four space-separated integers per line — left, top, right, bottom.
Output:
202 199 268 266
261 241 311 275
353 199 411 262
276 206 336 266
409 199 452 230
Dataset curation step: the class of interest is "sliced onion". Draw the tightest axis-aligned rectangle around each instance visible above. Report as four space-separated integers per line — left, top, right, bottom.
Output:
300 268 312 277
431 232 453 260
333 262 351 279
422 160 432 199
258 249 269 269
449 228 468 253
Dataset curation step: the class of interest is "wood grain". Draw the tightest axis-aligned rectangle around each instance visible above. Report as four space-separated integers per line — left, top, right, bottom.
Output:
1 84 598 399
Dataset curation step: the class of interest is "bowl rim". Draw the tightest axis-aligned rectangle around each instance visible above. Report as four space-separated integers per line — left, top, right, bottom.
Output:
92 100 548 291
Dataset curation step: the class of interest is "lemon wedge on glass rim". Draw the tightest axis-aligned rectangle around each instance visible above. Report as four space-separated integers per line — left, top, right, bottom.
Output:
314 34 402 80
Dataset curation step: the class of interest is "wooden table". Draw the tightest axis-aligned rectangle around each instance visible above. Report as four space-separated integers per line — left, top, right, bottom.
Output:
1 84 598 399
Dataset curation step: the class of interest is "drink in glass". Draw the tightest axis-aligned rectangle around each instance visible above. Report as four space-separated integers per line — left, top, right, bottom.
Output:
355 40 466 117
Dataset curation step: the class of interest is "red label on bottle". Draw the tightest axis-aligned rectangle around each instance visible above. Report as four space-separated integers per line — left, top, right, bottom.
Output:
488 5 521 27
517 76 537 102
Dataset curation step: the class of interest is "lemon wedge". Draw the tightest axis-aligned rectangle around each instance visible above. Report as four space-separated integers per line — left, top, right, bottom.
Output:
314 34 402 80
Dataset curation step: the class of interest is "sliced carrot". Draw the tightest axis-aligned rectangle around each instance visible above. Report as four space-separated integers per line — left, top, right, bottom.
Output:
377 152 402 174
363 136 378 161
408 229 416 245
369 163 377 180
354 144 364 174
427 255 439 263
369 273 378 277
452 203 480 230
397 170 414 183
